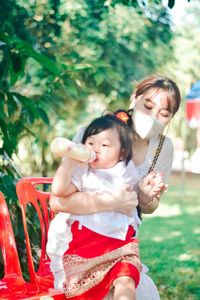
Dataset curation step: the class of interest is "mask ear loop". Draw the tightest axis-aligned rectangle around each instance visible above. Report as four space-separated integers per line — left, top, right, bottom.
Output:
129 93 136 110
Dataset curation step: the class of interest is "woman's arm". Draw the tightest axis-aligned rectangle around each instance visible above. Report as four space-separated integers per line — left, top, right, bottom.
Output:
139 197 159 214
50 185 138 215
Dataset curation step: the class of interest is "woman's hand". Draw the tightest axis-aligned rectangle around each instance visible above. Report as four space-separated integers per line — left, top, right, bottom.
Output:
138 171 167 199
111 185 138 216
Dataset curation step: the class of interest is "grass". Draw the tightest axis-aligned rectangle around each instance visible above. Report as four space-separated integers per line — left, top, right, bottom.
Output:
138 171 200 300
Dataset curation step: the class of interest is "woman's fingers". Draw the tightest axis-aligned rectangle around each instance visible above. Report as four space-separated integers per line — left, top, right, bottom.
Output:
153 184 169 199
138 171 168 201
125 184 132 192
113 185 138 215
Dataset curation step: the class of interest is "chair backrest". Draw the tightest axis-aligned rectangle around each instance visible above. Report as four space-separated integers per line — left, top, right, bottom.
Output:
0 191 24 283
16 177 54 284
0 190 66 299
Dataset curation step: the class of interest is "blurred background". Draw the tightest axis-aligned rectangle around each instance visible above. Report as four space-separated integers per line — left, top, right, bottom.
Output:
0 0 199 299
1 0 200 181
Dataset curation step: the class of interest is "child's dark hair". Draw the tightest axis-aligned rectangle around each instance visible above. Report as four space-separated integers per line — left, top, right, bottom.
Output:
82 110 133 164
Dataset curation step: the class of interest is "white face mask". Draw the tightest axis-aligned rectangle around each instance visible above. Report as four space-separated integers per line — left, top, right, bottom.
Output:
132 109 166 139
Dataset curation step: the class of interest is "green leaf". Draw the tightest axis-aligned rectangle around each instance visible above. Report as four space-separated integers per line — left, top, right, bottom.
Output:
9 53 25 85
2 132 16 157
73 63 93 70
0 118 9 141
1 175 18 198
12 93 40 121
14 40 62 76
0 32 12 47
10 71 18 86
103 68 122 81
37 107 49 125
9 93 41 125
25 110 35 125
7 93 17 117
89 61 111 68
0 92 5 118
168 0 175 9
11 53 23 73
64 79 78 98
12 93 35 112
94 71 104 85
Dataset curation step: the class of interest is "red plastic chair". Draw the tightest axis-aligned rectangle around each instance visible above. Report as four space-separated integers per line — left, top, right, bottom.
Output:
16 178 57 289
0 191 66 299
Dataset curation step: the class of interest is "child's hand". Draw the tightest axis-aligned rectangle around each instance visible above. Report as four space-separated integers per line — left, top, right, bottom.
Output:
138 171 168 203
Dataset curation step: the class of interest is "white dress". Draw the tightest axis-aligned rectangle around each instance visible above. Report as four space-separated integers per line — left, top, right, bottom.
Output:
47 160 142 290
70 160 141 240
47 128 174 299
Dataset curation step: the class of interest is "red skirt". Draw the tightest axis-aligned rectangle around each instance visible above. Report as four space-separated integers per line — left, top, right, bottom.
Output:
63 221 142 299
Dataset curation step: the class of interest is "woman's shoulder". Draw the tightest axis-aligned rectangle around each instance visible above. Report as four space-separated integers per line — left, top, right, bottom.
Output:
138 135 174 180
151 134 174 154
162 135 174 153
153 135 174 182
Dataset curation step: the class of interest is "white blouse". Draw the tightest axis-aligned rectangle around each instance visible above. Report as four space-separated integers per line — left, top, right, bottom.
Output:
70 160 142 240
137 134 173 183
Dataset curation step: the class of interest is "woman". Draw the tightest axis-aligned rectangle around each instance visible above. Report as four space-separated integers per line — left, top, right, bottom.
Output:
49 75 181 299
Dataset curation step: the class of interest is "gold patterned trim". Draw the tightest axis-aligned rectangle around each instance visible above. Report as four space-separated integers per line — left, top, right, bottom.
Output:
63 241 142 298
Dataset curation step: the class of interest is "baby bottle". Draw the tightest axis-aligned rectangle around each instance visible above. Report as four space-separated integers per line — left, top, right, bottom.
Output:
50 137 96 162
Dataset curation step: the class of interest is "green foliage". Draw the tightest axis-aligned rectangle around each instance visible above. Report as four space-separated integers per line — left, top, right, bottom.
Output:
58 0 173 102
139 172 200 299
0 0 190 280
0 0 67 277
162 0 200 153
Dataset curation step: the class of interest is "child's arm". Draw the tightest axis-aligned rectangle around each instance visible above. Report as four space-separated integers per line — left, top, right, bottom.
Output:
51 158 79 197
138 171 167 214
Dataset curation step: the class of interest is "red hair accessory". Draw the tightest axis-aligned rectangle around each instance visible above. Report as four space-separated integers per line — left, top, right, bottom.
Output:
108 111 130 123
115 112 130 123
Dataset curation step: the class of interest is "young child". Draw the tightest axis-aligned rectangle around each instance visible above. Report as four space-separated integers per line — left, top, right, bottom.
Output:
48 110 162 300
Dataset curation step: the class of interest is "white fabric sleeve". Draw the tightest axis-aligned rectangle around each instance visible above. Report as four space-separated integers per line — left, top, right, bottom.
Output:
154 136 174 183
125 160 141 190
71 165 87 191
72 127 86 143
